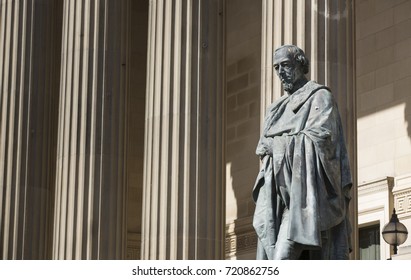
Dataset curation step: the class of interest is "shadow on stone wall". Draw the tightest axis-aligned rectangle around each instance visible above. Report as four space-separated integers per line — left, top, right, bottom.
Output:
406 102 411 139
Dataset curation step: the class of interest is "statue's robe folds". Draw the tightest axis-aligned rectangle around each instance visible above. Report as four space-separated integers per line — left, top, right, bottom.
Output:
252 81 352 259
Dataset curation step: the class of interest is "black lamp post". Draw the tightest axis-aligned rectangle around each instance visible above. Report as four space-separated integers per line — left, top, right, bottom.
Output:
382 208 408 256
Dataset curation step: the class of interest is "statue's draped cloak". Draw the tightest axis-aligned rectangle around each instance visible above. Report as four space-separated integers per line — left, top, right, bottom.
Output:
252 81 352 258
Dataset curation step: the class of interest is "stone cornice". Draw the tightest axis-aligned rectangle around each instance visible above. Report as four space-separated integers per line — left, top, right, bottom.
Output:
358 205 385 216
358 177 394 197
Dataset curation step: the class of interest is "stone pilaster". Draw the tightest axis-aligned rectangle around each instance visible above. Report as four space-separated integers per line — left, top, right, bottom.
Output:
52 0 129 259
141 0 225 259
0 0 62 259
260 0 358 259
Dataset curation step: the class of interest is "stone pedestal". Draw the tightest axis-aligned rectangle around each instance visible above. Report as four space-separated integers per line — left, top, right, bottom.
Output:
141 0 225 260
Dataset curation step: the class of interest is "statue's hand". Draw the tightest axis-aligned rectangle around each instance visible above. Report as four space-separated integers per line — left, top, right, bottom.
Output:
256 137 273 157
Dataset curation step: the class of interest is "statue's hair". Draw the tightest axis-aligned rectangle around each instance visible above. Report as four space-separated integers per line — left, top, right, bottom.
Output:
274 45 310 74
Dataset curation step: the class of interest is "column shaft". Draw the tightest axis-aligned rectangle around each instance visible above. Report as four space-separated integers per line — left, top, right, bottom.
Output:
53 0 129 259
141 0 225 260
0 0 62 259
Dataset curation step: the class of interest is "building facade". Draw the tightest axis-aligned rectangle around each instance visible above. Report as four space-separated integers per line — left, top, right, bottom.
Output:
0 0 410 260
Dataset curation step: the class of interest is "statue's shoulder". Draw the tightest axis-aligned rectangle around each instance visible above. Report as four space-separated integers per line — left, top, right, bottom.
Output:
309 81 331 94
309 81 334 104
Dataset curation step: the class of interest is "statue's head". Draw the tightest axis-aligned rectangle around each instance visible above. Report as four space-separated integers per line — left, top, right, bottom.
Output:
273 45 309 93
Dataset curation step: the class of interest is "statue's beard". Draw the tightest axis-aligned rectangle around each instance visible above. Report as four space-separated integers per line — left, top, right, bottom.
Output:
280 72 306 93
280 74 295 92
283 81 294 92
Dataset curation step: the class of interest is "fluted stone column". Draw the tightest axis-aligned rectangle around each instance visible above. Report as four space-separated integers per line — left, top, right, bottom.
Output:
0 0 63 259
52 0 129 259
260 0 358 259
141 0 225 259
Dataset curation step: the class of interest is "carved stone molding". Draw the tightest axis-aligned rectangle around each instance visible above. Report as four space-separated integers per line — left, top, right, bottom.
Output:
358 206 385 217
127 233 141 260
358 177 394 197
225 231 258 257
394 174 411 218
225 217 257 258
394 191 411 218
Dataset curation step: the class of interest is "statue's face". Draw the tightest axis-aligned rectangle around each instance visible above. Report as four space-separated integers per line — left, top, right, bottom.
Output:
273 48 305 93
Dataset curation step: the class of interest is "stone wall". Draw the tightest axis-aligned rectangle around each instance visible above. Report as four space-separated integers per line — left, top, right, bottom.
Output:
126 0 148 260
225 0 261 260
356 0 411 250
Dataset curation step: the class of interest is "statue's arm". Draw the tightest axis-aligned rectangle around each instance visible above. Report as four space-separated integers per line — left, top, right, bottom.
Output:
299 88 338 143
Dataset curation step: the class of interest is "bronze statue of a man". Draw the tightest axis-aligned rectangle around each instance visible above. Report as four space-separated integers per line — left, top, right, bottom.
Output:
252 45 352 260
